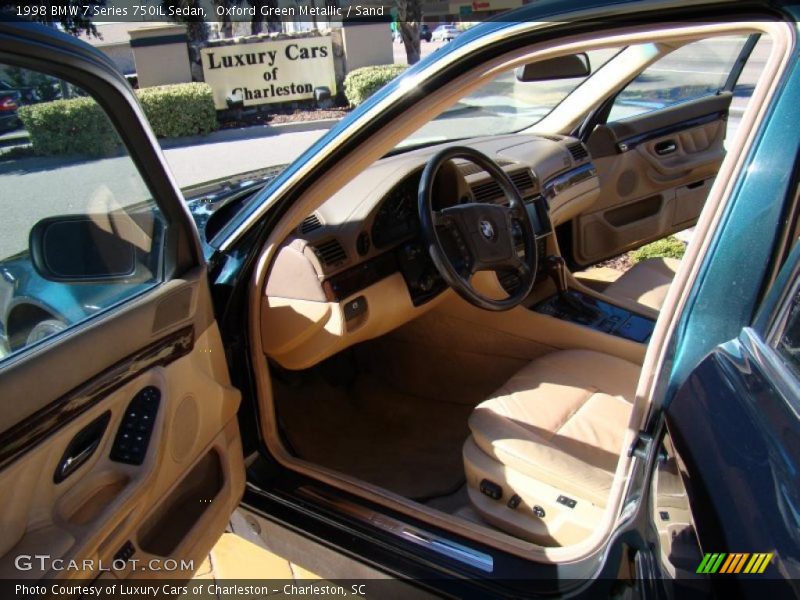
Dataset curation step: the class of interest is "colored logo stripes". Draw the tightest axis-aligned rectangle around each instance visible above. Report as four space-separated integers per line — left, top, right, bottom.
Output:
696 553 773 574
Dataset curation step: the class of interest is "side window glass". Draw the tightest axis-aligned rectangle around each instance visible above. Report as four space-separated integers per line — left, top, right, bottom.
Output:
0 64 165 361
607 35 749 121
776 286 800 374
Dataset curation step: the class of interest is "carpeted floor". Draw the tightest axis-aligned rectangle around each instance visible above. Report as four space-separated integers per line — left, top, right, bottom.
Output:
274 371 473 500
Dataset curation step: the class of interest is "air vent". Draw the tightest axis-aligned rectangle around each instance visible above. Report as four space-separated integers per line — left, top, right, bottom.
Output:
471 169 534 202
471 179 502 202
568 142 589 162
299 213 322 234
313 239 347 267
509 170 535 193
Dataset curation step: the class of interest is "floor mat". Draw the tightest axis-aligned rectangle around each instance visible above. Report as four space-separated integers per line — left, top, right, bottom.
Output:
274 373 472 500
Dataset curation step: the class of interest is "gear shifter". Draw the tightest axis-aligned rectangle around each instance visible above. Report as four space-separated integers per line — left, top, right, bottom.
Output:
544 255 570 297
543 255 598 322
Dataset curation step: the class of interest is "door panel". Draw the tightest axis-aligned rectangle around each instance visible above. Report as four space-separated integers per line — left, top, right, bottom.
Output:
0 271 244 581
0 25 244 585
665 330 800 593
576 92 732 266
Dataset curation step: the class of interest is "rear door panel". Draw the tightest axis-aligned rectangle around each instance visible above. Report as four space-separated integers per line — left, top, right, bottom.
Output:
576 93 731 266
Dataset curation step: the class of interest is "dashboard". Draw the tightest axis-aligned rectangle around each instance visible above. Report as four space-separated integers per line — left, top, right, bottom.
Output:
262 133 601 369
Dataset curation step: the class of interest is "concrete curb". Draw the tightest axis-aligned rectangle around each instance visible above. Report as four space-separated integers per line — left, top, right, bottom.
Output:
158 118 341 150
0 118 342 151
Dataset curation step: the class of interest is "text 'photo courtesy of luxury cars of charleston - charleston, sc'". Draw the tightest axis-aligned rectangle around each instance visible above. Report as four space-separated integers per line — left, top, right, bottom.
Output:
0 0 799 598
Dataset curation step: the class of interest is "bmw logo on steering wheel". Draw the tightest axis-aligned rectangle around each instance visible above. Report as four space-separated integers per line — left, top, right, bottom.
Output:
479 219 496 241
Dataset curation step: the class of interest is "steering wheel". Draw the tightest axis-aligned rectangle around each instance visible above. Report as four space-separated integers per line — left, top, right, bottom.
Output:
418 146 538 311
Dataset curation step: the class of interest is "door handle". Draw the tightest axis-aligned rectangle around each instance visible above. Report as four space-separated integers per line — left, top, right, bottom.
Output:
54 412 111 483
654 140 677 155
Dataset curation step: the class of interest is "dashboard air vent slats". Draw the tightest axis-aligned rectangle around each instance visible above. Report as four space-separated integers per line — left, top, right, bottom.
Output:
313 239 347 267
568 142 589 162
471 169 535 202
509 170 535 193
471 180 502 202
300 213 322 234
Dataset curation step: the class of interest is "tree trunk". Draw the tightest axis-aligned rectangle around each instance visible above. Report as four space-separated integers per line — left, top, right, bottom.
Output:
395 0 422 65
214 0 233 38
248 0 281 35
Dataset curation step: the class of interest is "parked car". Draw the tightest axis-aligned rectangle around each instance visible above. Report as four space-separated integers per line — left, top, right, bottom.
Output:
420 24 432 42
0 90 20 132
431 23 460 42
393 23 432 44
1 1 799 598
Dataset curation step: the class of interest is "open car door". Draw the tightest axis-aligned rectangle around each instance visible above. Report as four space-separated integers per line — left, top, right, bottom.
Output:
0 23 243 585
661 248 800 595
573 35 762 267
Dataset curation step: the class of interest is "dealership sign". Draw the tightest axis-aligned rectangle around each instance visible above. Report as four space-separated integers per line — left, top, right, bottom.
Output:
201 37 336 109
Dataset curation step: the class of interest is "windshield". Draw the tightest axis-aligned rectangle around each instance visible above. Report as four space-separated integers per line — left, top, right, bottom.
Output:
396 48 621 150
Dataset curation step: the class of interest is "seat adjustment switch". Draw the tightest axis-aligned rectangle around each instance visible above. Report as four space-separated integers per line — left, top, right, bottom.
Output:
556 495 577 509
507 494 522 509
479 479 503 500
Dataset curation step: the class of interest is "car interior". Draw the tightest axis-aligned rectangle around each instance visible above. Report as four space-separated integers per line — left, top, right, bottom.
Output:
249 22 784 563
0 17 790 588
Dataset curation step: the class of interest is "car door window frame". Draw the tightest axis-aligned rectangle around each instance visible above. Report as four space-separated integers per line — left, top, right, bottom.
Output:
0 28 201 278
0 29 205 365
600 33 762 127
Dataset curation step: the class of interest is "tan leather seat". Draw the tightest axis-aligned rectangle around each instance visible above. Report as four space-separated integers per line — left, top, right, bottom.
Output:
463 349 640 546
604 257 680 312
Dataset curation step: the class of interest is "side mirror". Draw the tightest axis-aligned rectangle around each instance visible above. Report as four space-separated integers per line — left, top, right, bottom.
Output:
515 53 591 82
30 215 138 283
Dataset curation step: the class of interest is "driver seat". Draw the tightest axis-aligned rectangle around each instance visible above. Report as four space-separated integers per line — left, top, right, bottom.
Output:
463 349 640 546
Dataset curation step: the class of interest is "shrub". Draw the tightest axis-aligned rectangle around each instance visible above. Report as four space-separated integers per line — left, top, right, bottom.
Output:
137 82 217 138
18 97 121 157
19 82 218 157
631 235 687 263
344 65 408 107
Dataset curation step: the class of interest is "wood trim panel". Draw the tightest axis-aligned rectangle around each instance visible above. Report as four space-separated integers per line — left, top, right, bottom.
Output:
0 326 194 471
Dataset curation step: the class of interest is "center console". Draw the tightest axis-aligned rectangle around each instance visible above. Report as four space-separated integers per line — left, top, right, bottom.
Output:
534 290 656 343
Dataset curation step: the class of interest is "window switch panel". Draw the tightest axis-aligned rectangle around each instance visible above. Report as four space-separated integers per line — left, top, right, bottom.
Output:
110 386 160 465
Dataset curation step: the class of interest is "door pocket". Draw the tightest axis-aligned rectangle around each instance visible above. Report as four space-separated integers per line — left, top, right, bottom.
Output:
137 449 223 557
604 195 663 227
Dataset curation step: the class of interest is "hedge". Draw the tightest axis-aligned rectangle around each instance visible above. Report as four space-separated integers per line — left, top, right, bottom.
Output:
18 82 217 158
344 65 408 107
19 96 121 157
137 83 217 139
